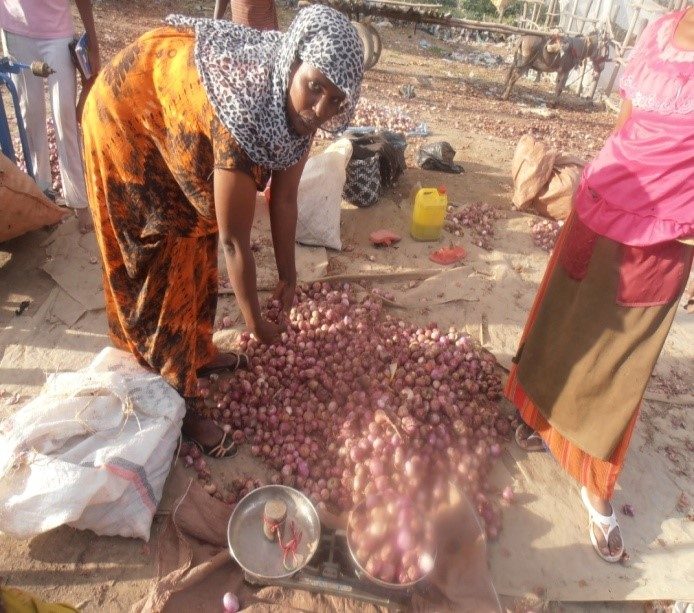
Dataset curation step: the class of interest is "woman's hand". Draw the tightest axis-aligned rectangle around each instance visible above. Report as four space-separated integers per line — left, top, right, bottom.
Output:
273 279 296 314
252 318 284 344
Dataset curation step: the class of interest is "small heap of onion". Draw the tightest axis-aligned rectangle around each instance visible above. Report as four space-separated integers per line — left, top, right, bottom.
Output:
531 219 563 252
349 496 435 585
445 202 503 250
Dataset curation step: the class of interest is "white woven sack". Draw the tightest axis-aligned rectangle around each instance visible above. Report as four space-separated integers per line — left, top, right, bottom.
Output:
296 139 352 250
0 347 185 541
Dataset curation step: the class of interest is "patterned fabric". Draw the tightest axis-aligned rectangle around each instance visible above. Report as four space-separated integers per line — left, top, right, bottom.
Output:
620 9 694 115
505 218 634 499
166 5 364 170
82 28 269 397
343 155 381 207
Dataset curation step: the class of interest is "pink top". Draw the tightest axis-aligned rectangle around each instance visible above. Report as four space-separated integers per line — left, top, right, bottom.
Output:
0 0 73 39
575 10 694 246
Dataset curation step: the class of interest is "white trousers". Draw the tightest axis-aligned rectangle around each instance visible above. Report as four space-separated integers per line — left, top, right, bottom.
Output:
2 30 88 208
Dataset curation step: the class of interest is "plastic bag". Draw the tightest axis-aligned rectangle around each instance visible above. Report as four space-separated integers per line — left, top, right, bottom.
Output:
534 154 583 220
0 347 185 541
417 141 464 174
296 139 352 250
511 134 583 220
429 245 467 264
0 153 68 243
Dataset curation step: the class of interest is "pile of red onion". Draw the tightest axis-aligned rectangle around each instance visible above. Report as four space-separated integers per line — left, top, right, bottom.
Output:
444 202 503 251
531 219 563 252
349 495 435 585
318 98 418 139
187 282 515 563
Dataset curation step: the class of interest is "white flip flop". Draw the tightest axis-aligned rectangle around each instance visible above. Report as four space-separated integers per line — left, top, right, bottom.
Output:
580 486 624 563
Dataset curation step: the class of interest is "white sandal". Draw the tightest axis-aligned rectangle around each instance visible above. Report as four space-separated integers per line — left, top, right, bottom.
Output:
580 486 624 563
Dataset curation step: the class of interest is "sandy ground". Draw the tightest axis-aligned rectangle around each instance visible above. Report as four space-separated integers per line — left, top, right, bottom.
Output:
1 2 692 612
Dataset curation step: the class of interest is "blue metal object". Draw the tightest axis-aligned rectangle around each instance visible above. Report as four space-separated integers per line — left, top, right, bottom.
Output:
0 56 42 180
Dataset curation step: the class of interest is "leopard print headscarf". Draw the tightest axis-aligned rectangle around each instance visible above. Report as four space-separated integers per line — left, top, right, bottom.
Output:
166 6 364 170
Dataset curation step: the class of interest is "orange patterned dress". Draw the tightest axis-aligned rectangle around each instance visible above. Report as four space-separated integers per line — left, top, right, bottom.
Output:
81 27 270 398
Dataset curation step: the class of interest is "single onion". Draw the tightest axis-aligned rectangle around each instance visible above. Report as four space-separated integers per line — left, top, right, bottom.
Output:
222 592 239 613
419 551 435 575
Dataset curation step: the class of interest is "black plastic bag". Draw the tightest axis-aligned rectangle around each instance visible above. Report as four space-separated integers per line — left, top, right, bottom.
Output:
417 141 464 174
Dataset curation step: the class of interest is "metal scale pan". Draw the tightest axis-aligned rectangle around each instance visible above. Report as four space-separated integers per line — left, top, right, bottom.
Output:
227 485 321 580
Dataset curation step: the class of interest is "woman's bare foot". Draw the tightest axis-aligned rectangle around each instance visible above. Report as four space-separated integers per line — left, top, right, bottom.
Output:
197 351 248 376
583 488 624 561
76 207 94 234
182 411 223 448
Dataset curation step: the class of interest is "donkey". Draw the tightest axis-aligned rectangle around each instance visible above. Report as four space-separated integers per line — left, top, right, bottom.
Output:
501 31 610 106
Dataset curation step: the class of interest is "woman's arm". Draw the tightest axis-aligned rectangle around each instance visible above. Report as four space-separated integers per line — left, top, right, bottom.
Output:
613 98 632 134
267 151 309 313
74 0 100 75
215 168 282 343
214 0 230 19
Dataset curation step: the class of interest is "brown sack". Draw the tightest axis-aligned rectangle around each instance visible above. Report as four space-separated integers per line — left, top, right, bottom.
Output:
511 134 556 210
534 154 584 220
0 153 68 243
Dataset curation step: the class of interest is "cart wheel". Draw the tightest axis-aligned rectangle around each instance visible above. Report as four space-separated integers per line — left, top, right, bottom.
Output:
365 23 382 68
352 21 375 71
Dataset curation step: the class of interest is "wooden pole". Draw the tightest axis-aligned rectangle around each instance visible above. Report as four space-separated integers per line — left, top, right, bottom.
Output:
593 0 604 30
579 0 595 33
544 0 556 27
622 4 641 51
299 0 593 37
567 0 580 33
522 1 528 27
531 2 540 27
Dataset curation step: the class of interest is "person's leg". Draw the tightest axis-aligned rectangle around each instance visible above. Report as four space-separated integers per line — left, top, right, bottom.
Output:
583 489 623 560
2 32 51 191
41 36 93 232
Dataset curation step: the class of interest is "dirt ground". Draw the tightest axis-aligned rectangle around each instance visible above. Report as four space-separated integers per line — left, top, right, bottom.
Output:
1 2 692 612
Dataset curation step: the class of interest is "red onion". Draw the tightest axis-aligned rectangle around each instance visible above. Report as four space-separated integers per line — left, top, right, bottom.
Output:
222 592 240 613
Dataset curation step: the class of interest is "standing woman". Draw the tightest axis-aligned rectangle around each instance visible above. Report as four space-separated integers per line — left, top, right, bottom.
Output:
81 6 363 456
507 7 693 562
0 0 100 232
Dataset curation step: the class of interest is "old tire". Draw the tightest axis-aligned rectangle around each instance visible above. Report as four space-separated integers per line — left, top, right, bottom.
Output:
365 23 382 68
352 21 382 70
353 22 374 70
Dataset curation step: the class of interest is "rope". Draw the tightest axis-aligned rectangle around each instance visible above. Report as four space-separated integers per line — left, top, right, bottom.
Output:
265 518 303 570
